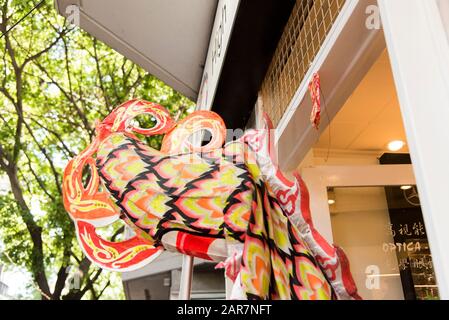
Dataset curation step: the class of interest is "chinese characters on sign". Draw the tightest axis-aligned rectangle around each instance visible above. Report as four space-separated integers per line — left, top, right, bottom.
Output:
387 222 426 237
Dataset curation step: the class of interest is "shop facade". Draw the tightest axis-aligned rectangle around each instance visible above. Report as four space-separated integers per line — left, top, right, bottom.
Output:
55 0 449 299
197 0 449 300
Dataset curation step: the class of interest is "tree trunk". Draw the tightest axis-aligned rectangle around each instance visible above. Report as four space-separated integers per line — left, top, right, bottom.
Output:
6 165 52 299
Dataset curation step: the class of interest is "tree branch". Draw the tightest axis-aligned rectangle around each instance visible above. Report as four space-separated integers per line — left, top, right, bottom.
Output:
22 120 62 195
23 150 55 201
52 246 71 300
96 280 111 300
29 117 75 157
80 267 103 296
92 38 111 109
21 28 70 70
0 86 17 107
33 60 93 135
0 143 11 169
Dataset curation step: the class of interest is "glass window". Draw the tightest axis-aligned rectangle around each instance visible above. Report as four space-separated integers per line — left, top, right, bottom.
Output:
328 185 439 300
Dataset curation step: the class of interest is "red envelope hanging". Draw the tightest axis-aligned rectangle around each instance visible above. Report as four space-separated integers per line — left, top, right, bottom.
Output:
308 73 321 129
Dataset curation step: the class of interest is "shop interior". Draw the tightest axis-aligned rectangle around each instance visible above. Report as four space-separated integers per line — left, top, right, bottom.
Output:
299 50 439 300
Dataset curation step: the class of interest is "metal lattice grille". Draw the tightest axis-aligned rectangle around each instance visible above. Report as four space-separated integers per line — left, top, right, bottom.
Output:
260 0 346 126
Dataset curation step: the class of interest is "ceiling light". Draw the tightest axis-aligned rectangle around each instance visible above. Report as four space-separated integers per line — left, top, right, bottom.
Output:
387 140 405 152
401 185 413 190
328 199 335 205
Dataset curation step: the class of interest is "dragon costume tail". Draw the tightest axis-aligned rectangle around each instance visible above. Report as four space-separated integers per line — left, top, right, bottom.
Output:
240 112 361 300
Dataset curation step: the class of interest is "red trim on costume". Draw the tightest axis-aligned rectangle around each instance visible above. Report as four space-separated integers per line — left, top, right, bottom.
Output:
335 246 363 300
175 232 214 261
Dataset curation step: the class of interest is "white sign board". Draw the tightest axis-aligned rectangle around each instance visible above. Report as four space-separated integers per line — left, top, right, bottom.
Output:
196 0 240 110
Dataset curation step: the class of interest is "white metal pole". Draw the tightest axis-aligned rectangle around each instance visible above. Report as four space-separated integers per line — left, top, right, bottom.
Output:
178 255 194 300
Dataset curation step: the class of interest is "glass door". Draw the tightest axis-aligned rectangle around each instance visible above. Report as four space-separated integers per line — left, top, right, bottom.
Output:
302 165 439 300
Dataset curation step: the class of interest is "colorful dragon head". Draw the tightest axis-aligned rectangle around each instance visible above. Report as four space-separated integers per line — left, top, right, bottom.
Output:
62 99 360 300
95 99 175 140
63 100 175 227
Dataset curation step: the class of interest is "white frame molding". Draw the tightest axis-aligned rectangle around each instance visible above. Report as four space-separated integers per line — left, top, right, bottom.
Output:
379 0 449 299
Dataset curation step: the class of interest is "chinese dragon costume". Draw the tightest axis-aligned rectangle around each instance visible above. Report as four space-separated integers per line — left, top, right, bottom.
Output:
62 99 360 300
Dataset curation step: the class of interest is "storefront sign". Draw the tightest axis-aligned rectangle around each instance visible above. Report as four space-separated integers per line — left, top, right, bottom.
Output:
382 241 422 253
196 0 240 110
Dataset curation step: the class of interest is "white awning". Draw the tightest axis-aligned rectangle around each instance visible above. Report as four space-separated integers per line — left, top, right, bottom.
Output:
54 0 218 100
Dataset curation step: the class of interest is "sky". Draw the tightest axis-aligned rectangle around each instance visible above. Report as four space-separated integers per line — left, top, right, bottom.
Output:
2 266 33 298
